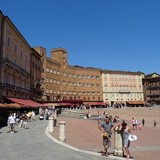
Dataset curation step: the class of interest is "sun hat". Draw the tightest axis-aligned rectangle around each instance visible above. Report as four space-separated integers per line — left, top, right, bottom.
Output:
128 134 137 141
102 132 109 138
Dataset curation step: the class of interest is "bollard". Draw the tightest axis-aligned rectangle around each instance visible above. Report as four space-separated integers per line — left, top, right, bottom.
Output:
48 115 54 133
59 121 66 142
113 127 123 157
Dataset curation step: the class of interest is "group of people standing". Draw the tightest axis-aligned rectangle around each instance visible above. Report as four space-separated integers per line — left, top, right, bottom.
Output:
131 117 143 130
7 110 36 133
98 114 133 159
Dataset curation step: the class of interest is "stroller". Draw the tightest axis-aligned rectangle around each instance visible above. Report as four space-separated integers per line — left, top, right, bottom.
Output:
39 114 44 120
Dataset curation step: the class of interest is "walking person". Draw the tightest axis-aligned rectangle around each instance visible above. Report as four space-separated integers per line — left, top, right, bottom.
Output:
22 114 28 129
153 120 157 127
7 113 11 133
31 110 36 121
8 113 16 133
98 115 114 157
142 118 145 126
53 109 57 127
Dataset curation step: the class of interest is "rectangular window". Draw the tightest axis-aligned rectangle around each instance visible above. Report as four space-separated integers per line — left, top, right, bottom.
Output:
6 52 9 59
25 55 27 62
21 51 23 58
7 36 10 46
15 44 17 53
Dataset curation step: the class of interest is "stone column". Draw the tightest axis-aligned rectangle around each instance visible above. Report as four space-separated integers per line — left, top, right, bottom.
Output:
59 121 66 142
113 127 123 157
48 115 54 133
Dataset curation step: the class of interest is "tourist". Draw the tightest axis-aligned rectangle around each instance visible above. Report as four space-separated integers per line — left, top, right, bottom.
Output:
153 120 157 127
31 110 36 121
138 121 142 130
7 113 11 133
142 118 145 126
117 121 131 159
98 115 114 157
8 113 16 133
98 113 103 125
53 109 57 127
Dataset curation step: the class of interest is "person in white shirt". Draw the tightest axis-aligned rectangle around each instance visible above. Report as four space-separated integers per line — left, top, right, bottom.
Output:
31 110 36 121
8 113 16 133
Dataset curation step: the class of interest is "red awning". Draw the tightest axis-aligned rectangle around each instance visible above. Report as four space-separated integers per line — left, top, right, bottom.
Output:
58 103 73 106
42 103 60 107
60 100 83 103
126 100 145 105
0 103 26 109
7 97 44 108
0 103 6 108
83 101 105 106
5 103 25 109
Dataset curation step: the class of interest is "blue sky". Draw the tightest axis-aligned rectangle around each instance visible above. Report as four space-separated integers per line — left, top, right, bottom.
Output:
1 0 160 74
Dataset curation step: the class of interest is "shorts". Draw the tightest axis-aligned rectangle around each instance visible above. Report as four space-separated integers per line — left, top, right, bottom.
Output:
10 123 15 130
103 136 111 147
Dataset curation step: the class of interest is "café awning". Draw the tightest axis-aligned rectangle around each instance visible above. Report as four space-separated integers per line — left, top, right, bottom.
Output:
7 97 44 108
0 103 24 109
83 101 105 106
42 103 60 107
58 103 73 106
4 103 24 109
126 100 145 105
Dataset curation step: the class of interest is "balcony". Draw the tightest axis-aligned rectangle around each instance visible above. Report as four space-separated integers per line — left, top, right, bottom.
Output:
0 83 30 92
1 58 30 77
0 83 15 89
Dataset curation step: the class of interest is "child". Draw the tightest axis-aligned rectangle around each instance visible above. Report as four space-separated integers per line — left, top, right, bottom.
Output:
138 121 141 130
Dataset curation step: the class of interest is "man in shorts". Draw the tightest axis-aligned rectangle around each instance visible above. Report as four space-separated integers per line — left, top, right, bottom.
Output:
98 115 114 156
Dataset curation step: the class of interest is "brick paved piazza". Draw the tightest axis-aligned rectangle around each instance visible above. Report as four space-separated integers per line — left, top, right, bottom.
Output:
52 107 160 160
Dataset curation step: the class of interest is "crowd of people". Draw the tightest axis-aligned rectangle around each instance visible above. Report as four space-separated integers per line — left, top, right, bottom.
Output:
7 110 36 133
6 107 59 134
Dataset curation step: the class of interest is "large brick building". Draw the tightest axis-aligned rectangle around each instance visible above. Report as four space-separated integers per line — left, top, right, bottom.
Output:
34 47 103 103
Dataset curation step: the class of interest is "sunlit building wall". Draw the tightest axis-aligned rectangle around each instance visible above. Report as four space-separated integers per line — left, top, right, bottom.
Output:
143 73 160 105
34 47 103 102
0 11 31 102
101 70 144 106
